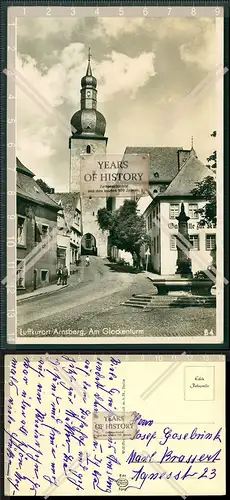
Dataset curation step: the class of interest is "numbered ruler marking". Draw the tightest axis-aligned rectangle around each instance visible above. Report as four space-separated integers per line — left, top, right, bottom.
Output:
6 10 17 345
2 353 227 363
7 6 224 18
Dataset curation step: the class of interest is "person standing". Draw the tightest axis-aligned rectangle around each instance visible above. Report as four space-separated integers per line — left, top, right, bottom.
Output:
57 266 62 286
62 265 69 285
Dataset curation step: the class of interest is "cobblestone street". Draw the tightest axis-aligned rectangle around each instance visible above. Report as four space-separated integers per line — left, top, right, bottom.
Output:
17 257 216 340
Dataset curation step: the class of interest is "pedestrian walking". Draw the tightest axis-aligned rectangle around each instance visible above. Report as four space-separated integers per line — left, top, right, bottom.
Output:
57 266 63 285
62 265 69 285
85 256 90 267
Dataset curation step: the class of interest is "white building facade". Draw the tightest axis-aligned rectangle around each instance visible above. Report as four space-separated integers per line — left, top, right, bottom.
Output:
143 150 216 276
145 199 216 275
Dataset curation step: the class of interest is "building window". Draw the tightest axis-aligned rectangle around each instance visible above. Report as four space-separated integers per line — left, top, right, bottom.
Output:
155 204 160 220
40 269 49 283
147 213 153 231
169 204 179 219
57 213 64 230
17 216 26 245
74 213 80 225
206 234 216 251
41 224 49 246
156 235 160 254
170 235 177 250
86 145 91 154
188 203 199 219
189 234 199 250
17 259 25 288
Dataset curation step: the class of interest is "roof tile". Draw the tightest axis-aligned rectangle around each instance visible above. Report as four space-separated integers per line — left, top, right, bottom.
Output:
158 151 216 198
16 158 60 210
124 146 184 182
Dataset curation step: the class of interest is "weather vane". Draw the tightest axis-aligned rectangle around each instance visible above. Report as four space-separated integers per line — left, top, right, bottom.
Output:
88 47 91 62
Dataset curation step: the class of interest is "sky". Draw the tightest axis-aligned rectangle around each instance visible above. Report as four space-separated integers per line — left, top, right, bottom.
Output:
16 14 223 192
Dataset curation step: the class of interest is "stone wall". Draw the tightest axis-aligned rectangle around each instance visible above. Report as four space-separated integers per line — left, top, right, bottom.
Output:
70 136 108 257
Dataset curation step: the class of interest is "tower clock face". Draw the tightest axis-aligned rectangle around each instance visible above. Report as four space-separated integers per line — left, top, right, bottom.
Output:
87 91 91 97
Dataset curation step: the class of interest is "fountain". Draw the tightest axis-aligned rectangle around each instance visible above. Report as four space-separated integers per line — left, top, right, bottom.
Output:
148 203 214 303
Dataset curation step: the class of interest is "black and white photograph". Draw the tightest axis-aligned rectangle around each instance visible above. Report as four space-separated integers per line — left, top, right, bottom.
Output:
9 6 225 344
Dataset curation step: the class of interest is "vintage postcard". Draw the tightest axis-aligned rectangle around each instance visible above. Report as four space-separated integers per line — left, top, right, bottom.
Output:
5 5 227 344
4 353 226 496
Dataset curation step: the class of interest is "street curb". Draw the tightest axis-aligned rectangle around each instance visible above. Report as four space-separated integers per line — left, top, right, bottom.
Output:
17 284 69 304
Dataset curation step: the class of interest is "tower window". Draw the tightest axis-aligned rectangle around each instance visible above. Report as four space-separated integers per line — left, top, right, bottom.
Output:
86 145 91 153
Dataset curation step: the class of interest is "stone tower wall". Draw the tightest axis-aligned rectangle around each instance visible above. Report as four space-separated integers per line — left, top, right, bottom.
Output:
70 136 108 257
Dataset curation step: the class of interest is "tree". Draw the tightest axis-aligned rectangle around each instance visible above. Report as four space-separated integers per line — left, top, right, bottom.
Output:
97 199 150 269
206 130 217 171
191 176 216 227
36 178 53 193
192 130 217 226
192 132 217 272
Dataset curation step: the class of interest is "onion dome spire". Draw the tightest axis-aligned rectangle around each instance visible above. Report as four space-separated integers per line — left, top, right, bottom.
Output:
81 47 97 91
70 48 106 137
86 47 92 76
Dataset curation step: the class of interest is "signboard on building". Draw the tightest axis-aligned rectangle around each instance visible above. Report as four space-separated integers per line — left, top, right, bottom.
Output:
80 154 149 197
168 222 216 230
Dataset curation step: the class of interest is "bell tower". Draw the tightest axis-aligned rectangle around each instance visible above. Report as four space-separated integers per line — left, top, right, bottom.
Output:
69 48 108 257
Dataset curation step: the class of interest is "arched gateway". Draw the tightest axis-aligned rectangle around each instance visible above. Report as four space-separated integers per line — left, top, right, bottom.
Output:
81 233 97 256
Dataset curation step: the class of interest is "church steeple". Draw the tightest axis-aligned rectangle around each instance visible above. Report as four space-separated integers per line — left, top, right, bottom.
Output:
70 48 106 137
80 47 97 111
86 47 92 76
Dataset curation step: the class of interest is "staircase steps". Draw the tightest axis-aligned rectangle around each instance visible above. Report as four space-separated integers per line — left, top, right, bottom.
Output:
121 294 216 309
121 294 153 309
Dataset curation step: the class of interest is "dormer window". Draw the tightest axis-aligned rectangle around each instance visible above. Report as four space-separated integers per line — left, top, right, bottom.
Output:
154 172 159 178
86 145 91 153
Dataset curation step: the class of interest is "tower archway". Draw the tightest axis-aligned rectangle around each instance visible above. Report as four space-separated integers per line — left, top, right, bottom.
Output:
81 233 97 256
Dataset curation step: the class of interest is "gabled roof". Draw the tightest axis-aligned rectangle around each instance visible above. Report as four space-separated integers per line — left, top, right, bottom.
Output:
16 158 60 210
16 157 34 177
124 146 185 182
49 192 81 230
158 150 216 198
